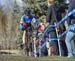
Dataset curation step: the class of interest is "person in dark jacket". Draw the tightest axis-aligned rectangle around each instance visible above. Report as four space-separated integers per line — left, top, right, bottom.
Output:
46 0 66 55
46 0 59 55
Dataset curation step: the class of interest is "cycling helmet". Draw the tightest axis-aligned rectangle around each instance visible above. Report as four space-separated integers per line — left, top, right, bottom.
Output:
24 8 31 16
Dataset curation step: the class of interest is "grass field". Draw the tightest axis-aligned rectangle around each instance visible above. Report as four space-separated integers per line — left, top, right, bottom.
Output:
0 55 75 61
0 50 75 61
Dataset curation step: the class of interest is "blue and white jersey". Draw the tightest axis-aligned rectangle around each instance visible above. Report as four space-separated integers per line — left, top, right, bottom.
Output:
20 15 38 27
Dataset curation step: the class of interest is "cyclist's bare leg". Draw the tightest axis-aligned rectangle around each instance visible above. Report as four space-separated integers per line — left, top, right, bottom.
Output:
23 30 27 49
23 30 29 56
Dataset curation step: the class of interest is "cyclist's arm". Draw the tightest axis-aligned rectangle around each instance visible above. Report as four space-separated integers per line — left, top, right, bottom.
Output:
20 16 25 24
19 16 24 29
32 18 38 28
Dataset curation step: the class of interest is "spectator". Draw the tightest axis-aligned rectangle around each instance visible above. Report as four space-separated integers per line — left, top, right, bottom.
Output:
46 0 67 56
65 0 75 58
46 0 59 55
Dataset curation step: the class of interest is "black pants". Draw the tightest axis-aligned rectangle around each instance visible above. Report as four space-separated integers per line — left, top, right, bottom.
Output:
49 31 59 55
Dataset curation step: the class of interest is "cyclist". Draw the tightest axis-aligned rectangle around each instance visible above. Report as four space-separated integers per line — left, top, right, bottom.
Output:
19 9 38 50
